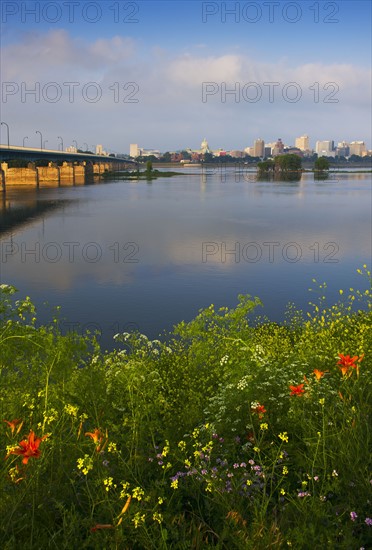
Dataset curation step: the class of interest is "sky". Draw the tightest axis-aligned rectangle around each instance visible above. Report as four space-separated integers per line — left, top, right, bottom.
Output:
1 0 371 153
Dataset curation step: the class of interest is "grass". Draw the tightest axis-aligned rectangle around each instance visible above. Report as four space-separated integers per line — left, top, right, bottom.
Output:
0 266 371 549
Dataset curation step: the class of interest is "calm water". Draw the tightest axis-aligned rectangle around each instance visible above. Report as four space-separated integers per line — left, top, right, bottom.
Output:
0 168 371 349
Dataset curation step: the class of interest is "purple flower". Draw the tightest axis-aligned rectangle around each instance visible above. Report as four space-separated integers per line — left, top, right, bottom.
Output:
365 517 372 526
233 463 239 469
297 491 311 498
248 459 255 465
240 462 247 468
201 469 208 475
350 511 358 522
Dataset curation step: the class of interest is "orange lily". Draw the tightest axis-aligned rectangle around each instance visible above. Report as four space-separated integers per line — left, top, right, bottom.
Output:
251 403 267 419
3 419 23 436
6 430 49 465
313 369 327 381
289 384 305 396
85 428 104 451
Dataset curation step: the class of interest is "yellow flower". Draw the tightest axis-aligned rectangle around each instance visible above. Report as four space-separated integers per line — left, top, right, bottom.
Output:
260 423 268 431
77 454 93 475
282 466 288 475
171 479 179 489
278 432 289 443
132 486 145 501
153 512 163 524
280 488 286 495
246 479 252 486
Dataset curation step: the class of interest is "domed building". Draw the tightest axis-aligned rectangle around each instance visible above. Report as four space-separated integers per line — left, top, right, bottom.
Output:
200 138 211 154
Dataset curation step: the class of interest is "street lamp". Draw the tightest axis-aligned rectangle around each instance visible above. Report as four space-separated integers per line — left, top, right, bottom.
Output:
36 130 43 150
1 122 10 148
43 140 48 149
84 142 88 151
73 140 78 151
58 136 64 151
23 136 28 147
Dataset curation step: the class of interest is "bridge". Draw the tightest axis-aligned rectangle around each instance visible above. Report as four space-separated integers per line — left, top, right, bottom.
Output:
0 145 136 165
0 145 137 191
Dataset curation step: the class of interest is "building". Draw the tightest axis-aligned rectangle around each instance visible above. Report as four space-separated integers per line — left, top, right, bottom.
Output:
96 144 108 156
253 138 265 158
200 138 211 154
349 141 367 156
271 138 284 156
130 144 140 158
295 135 310 151
315 140 334 157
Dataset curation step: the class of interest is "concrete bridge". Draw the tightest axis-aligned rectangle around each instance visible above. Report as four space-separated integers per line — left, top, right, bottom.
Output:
0 145 136 191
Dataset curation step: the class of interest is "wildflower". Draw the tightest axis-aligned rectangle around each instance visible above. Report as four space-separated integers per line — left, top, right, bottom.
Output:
132 513 145 529
332 470 338 477
6 430 49 465
365 518 372 526
337 354 363 377
64 404 78 418
251 403 267 419
132 486 145 501
246 479 252 486
337 354 359 368
350 511 358 522
297 491 311 498
153 512 163 524
77 455 93 475
85 428 104 452
282 466 288 475
171 479 178 489
280 488 286 495
278 432 289 443
313 369 327 380
3 419 23 436
289 384 305 396
260 423 268 431
108 442 117 453
103 477 116 492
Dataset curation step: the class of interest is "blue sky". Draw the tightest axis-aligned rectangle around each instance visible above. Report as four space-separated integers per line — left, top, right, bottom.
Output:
1 1 371 152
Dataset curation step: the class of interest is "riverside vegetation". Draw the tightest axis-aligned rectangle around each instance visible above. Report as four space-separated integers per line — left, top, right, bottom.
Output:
0 266 371 549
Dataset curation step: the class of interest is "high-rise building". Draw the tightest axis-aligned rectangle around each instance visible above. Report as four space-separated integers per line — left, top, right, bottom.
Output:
130 144 140 157
295 135 310 151
253 138 265 157
315 141 334 157
349 141 366 156
272 138 284 156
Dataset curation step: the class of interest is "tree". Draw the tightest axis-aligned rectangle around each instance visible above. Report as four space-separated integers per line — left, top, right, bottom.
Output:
145 160 153 176
314 157 330 171
275 154 302 173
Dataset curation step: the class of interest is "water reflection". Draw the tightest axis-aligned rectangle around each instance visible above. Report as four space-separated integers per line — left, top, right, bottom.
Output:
0 169 370 349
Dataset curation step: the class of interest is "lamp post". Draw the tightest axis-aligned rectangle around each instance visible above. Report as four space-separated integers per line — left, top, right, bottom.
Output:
43 140 48 149
73 140 78 152
23 136 28 147
1 122 10 148
58 136 64 151
84 142 88 151
36 130 43 150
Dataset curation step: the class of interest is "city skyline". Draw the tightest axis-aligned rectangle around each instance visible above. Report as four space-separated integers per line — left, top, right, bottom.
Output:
1 1 371 150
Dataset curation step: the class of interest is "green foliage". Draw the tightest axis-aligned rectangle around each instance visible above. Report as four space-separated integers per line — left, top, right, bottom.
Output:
314 157 330 171
0 269 371 548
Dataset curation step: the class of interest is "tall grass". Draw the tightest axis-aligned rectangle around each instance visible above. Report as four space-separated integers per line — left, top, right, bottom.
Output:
0 267 371 549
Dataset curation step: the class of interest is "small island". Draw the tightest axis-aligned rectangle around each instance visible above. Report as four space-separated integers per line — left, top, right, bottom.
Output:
103 160 184 181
